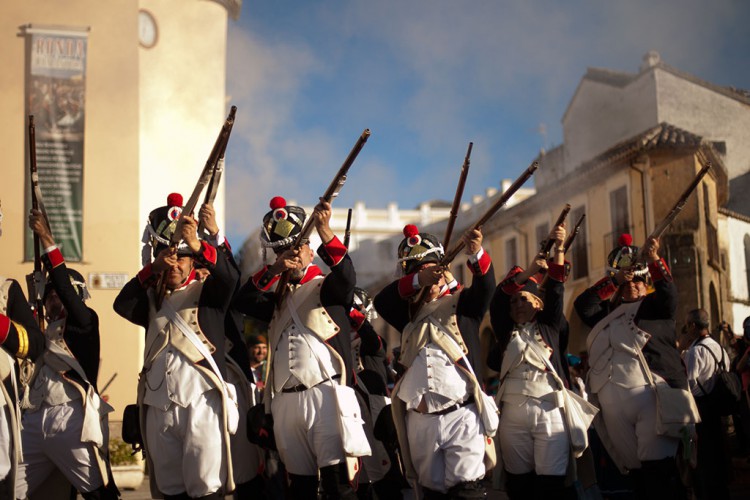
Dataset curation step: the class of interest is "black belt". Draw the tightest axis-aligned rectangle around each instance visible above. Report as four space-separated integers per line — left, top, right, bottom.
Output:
420 396 476 416
281 375 341 393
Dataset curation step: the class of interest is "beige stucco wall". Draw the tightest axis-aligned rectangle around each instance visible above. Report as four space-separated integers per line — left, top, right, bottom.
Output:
0 0 231 420
139 0 228 233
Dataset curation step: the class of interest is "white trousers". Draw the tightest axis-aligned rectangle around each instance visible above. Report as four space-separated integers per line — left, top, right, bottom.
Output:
145 389 225 496
0 404 10 481
16 400 105 497
498 395 569 475
597 382 679 470
405 404 485 493
271 383 345 476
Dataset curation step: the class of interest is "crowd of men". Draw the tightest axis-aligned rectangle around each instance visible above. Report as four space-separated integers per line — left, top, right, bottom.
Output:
0 193 746 500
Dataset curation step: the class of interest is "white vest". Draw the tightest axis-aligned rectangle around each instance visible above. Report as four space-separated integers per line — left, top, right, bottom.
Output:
586 301 651 394
498 324 558 401
268 276 339 393
142 280 216 410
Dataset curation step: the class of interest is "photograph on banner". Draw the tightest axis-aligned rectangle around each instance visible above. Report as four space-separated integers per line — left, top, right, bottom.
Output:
24 26 88 262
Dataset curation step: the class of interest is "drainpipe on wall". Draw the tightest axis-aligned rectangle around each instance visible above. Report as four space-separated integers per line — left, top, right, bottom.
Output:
630 154 652 240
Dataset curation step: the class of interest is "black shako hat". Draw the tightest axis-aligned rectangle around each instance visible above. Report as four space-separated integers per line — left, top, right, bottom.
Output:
142 193 195 262
606 233 649 282
260 196 307 251
396 224 444 275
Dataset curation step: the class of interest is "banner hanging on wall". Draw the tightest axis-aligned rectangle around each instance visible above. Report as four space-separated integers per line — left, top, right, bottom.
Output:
24 25 89 262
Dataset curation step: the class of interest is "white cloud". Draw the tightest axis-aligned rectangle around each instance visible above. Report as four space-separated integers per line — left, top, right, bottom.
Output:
225 0 750 245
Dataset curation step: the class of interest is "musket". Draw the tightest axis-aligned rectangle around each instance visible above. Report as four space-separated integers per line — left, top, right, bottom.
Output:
197 106 237 235
443 142 473 251
100 372 118 395
538 212 584 293
409 142 472 315
563 213 586 253
25 115 50 330
343 208 353 249
635 162 711 264
274 129 371 308
410 161 538 318
539 204 571 256
155 107 237 308
441 161 538 265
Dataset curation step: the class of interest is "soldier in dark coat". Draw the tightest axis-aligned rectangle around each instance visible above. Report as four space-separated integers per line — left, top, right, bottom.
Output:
114 201 238 499
0 203 45 499
489 224 572 499
574 234 688 500
233 196 358 500
16 209 118 499
374 224 495 499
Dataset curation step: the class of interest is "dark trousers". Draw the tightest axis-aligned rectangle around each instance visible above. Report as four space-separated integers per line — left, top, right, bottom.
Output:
694 401 731 500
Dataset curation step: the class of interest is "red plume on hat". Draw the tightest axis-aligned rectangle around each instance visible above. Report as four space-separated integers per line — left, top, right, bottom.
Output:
260 195 306 249
397 224 444 275
618 233 633 247
403 224 419 238
270 196 286 210
167 193 183 207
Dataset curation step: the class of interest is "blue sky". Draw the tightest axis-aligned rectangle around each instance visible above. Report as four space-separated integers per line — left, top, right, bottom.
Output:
223 0 750 247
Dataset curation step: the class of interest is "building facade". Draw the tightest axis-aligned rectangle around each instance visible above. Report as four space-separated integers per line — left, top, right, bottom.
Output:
0 0 240 419
361 52 748 380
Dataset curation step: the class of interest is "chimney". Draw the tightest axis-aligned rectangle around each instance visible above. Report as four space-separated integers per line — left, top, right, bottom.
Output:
641 50 661 71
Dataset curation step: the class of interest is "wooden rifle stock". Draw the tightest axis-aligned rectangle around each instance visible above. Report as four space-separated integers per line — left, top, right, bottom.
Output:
637 162 711 262
155 107 238 308
563 213 586 253
26 115 48 330
198 105 237 235
441 161 538 265
410 142 473 315
409 161 538 318
274 129 371 308
539 204 571 255
343 208 353 249
538 212 584 293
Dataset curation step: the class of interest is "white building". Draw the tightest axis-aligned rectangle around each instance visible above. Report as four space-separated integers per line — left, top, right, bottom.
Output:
238 182 536 287
239 200 455 283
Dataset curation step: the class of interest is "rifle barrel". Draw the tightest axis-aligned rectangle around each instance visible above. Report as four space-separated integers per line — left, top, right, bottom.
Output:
540 204 571 254
442 161 538 265
343 208 353 249
274 129 370 308
648 162 711 240
291 129 370 250
27 115 45 330
156 108 238 308
563 213 586 253
443 142 472 252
